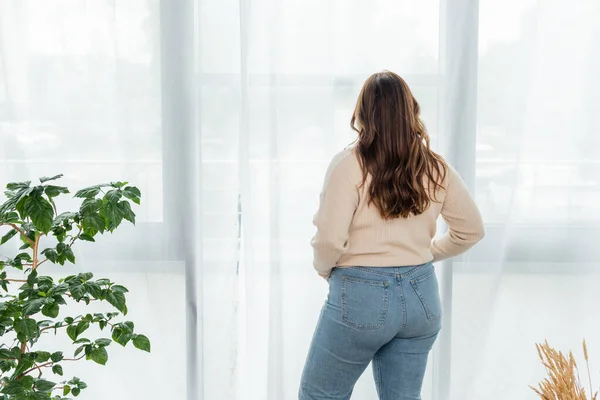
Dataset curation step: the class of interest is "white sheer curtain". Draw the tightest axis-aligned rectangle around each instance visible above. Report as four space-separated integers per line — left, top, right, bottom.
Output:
2 0 600 400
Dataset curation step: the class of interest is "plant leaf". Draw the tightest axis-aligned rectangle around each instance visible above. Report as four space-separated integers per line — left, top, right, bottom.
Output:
23 195 54 233
51 364 63 376
94 338 112 347
89 347 108 366
44 185 69 198
14 318 38 339
13 355 34 377
74 186 101 199
132 334 151 353
34 351 51 363
100 201 123 231
106 291 127 315
122 186 141 204
0 211 20 223
22 299 45 316
39 175 63 184
0 229 17 245
110 285 129 294
50 352 63 363
34 378 56 392
41 302 59 318
105 190 122 203
66 325 78 342
118 201 136 224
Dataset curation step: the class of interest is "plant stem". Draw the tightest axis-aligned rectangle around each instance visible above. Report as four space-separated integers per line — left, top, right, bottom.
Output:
22 355 85 376
32 234 40 270
6 279 27 283
0 223 35 247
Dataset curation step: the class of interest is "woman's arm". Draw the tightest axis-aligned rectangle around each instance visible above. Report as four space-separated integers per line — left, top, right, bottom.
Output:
311 155 359 279
431 166 485 261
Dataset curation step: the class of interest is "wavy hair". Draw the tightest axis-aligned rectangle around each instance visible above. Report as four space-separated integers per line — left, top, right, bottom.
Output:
351 71 447 219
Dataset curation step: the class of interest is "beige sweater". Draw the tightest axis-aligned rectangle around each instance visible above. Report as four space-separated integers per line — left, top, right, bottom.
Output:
311 148 485 278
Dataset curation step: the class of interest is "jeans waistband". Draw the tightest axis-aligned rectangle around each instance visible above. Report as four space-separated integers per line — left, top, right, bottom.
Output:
346 262 433 279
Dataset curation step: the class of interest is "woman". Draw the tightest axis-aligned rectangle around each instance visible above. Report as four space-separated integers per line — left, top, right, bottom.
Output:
299 71 485 400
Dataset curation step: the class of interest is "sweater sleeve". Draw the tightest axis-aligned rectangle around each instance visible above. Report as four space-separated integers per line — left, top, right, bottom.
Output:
311 156 359 279
431 166 485 262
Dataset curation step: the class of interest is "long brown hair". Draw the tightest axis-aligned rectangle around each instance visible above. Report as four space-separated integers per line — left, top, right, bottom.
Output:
351 71 447 219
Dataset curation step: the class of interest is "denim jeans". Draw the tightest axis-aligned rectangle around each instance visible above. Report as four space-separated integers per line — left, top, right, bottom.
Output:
299 263 442 400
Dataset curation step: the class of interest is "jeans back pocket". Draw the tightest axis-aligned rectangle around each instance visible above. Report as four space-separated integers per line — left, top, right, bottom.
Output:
341 275 389 330
409 269 441 321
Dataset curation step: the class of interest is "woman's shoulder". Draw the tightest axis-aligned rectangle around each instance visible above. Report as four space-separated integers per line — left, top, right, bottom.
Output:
324 146 363 182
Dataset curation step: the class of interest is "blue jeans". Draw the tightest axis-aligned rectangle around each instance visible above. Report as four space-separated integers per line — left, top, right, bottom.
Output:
299 263 442 400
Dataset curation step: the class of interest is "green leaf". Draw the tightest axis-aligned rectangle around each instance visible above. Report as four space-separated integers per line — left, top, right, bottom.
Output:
106 291 127 315
14 318 38 339
10 346 22 360
105 190 122 203
0 349 14 359
21 375 35 390
118 201 136 224
52 212 77 227
34 378 56 392
74 186 101 199
63 246 75 264
0 186 32 216
39 175 63 184
41 248 58 263
23 195 54 233
66 325 78 342
72 386 81 396
22 299 45 316
13 356 34 377
44 185 69 198
78 234 95 242
111 329 132 347
89 347 108 366
0 229 17 245
75 321 89 338
51 364 63 376
73 338 90 344
132 334 151 352
110 181 128 188
50 352 63 363
63 385 71 396
85 282 102 299
94 338 112 347
122 186 141 204
100 201 123 231
74 345 85 358
1 379 25 395
41 302 59 318
1 211 20 223
82 213 105 236
34 351 51 363
27 270 38 285
6 181 31 191
110 285 129 294
78 272 93 281
79 198 102 216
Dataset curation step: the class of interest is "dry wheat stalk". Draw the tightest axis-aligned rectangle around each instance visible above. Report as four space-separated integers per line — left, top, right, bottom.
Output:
531 340 598 400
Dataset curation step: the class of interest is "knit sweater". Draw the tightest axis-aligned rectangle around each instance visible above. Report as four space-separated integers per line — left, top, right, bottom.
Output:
311 148 485 278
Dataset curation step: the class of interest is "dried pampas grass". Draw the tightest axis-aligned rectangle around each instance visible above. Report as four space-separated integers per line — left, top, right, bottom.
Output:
531 340 598 400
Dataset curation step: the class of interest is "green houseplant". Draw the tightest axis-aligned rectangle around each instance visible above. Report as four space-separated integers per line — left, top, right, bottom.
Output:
0 175 150 399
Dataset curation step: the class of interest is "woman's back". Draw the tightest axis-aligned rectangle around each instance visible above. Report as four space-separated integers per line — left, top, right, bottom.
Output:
311 147 484 278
